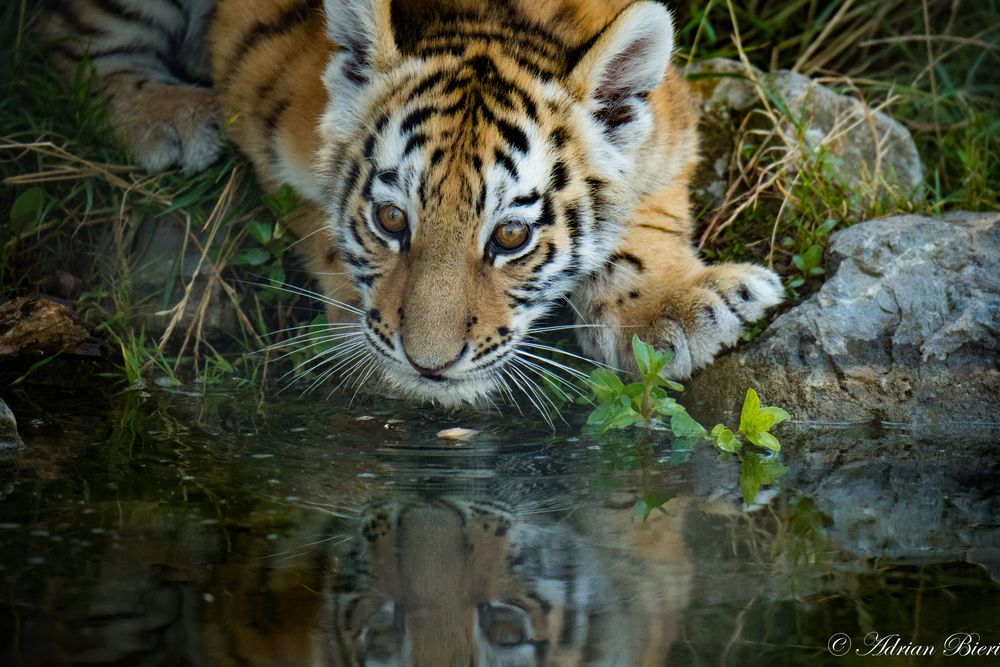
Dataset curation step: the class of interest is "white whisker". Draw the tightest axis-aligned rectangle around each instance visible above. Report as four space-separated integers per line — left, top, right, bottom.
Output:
520 341 621 372
278 337 366 384
515 349 592 382
513 355 589 402
243 279 365 315
269 332 365 364
526 323 611 334
507 364 555 428
511 358 569 420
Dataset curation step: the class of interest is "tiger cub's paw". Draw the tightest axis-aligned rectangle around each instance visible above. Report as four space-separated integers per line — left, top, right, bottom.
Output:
654 263 784 378
113 84 222 175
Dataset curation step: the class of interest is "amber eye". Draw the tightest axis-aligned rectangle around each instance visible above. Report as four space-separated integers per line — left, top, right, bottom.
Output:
491 221 531 253
375 204 408 235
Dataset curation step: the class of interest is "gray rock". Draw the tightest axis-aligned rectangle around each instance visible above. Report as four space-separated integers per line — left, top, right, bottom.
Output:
688 212 1000 428
0 397 23 452
686 58 924 214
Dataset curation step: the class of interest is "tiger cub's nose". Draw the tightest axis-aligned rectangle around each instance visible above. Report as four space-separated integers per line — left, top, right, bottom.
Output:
403 343 467 380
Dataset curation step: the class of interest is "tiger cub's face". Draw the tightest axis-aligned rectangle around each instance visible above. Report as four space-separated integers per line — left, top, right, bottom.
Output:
334 499 604 666
316 0 675 404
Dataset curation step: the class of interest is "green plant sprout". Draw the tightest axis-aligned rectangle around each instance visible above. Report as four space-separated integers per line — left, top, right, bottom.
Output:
586 335 791 504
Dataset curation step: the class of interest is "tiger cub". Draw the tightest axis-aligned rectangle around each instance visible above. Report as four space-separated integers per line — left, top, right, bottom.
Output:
41 0 783 405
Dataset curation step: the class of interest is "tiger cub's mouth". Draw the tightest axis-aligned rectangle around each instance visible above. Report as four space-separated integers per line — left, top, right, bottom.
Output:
362 329 516 407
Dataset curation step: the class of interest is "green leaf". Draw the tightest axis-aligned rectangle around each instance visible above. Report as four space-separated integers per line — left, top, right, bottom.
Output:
263 183 301 217
747 431 781 452
623 382 646 413
232 248 272 267
739 388 761 436
652 395 683 417
586 401 615 427
248 221 273 245
756 405 791 429
631 335 656 376
589 368 625 402
587 396 640 431
631 491 673 522
739 454 764 504
802 244 824 269
603 403 641 431
817 218 839 236
711 424 741 453
651 372 684 392
669 409 707 438
268 263 287 286
10 187 45 230
738 452 787 504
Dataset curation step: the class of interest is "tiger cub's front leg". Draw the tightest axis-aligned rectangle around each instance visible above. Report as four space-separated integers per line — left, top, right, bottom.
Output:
572 182 783 378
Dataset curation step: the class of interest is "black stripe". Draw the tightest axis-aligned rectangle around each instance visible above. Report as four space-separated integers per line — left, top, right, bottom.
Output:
399 106 435 134
536 195 556 226
550 127 570 149
493 148 517 179
402 132 427 158
91 0 179 42
495 118 529 154
376 170 398 187
511 191 540 207
87 44 163 62
608 251 645 273
221 0 318 87
565 204 582 239
263 98 290 129
550 161 569 192
636 223 685 236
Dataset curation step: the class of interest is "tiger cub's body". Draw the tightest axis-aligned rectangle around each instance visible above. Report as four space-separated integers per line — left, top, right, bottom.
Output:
42 0 783 405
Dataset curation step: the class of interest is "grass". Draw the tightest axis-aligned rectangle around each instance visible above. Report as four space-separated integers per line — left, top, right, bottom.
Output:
1 0 997 388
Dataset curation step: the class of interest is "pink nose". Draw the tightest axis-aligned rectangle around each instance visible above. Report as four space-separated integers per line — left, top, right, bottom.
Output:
404 345 465 379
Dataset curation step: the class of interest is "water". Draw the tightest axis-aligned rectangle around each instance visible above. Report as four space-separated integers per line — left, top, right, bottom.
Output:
0 386 998 666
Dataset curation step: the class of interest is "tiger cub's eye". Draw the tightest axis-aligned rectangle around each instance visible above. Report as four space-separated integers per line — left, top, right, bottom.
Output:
491 221 530 252
375 204 408 235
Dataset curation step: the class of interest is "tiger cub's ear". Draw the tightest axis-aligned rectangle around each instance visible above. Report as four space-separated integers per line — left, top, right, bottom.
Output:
568 1 674 151
322 0 400 134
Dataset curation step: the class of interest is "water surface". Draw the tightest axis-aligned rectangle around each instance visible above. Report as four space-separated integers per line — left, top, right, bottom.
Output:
1 386 998 665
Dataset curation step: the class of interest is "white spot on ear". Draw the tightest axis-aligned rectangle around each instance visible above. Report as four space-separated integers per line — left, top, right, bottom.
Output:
571 2 674 103
319 0 400 141
568 1 674 155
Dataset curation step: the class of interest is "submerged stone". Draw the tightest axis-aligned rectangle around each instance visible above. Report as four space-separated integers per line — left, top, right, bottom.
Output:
0 397 22 452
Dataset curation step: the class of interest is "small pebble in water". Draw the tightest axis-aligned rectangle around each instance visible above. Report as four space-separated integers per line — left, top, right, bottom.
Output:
437 428 479 442
355 415 375 421
203 593 215 603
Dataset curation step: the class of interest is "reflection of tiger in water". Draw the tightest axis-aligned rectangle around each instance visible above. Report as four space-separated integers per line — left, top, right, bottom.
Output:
40 0 782 406
203 496 695 665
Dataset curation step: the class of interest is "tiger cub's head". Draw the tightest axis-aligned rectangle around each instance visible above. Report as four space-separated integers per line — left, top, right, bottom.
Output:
333 499 608 666
316 0 677 404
